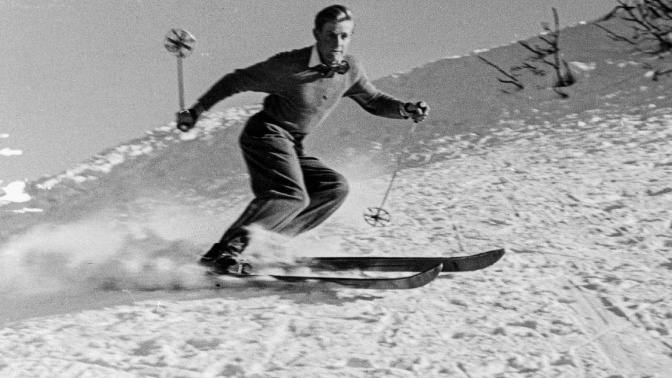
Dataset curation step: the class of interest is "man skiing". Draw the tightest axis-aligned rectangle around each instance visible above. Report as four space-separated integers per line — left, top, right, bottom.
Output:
177 4 429 274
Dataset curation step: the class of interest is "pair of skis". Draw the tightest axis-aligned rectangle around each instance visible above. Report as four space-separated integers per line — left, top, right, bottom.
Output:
211 249 505 290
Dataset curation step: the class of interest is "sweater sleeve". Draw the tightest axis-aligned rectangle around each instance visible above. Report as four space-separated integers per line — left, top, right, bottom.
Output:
344 61 405 119
194 58 280 112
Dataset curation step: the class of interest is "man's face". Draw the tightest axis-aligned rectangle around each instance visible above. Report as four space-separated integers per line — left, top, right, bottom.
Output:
313 20 354 65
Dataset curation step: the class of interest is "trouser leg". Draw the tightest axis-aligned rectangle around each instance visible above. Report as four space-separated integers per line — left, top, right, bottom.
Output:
218 127 309 245
275 156 349 236
216 113 350 250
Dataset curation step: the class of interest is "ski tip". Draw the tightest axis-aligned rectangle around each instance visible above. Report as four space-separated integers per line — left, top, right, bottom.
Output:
491 248 506 260
429 263 443 276
475 248 506 261
406 263 442 289
456 248 505 272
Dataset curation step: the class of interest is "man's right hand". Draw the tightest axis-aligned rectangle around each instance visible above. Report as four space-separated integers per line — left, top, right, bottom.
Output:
176 109 196 132
400 101 430 123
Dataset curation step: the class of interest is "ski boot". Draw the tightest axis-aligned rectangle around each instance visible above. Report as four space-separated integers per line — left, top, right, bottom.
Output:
199 233 252 275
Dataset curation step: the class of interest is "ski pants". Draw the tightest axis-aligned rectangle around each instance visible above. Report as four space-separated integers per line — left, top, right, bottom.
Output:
219 111 349 244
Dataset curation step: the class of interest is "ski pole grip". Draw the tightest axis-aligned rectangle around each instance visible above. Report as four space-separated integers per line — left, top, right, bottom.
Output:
414 101 428 124
404 101 429 124
176 109 195 132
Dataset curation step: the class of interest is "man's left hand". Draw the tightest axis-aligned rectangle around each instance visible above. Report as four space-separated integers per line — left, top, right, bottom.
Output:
401 101 430 123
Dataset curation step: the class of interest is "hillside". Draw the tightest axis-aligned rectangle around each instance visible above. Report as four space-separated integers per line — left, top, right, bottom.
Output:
0 11 671 377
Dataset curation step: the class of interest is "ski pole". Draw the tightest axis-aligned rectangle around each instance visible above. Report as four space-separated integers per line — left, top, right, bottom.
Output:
363 121 420 227
363 101 429 226
177 55 185 110
164 29 196 130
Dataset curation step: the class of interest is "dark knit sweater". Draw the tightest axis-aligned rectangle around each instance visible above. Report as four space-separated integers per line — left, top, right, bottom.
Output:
195 46 405 135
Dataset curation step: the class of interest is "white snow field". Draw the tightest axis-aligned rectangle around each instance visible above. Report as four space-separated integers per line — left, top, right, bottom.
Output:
0 11 671 378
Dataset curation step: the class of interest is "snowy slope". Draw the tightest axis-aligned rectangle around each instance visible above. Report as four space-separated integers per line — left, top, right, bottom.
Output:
1 12 671 377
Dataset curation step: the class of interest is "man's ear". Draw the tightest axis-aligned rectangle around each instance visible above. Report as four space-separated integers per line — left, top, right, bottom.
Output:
312 28 319 41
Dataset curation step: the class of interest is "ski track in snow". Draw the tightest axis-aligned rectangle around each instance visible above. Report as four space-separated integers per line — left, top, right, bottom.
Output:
0 108 670 377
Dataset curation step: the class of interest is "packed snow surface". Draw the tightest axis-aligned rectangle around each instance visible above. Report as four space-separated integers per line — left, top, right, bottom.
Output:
1 108 670 377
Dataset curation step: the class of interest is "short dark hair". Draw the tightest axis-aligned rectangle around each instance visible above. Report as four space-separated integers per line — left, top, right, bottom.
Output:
314 5 353 32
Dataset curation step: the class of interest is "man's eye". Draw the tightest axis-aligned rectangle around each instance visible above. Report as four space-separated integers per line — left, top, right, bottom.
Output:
329 34 349 40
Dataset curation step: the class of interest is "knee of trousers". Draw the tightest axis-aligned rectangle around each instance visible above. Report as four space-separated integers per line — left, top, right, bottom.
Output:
279 189 312 215
325 177 350 204
335 179 350 201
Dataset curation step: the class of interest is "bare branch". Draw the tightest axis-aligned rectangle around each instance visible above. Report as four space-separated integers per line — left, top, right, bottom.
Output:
497 78 525 88
593 23 639 45
476 55 524 89
654 67 672 80
482 7 577 91
522 62 546 76
538 35 556 47
596 0 672 55
551 7 567 87
518 40 543 55
553 87 569 98
650 0 672 15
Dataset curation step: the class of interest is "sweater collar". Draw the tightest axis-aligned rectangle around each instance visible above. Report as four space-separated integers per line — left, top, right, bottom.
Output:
309 45 321 67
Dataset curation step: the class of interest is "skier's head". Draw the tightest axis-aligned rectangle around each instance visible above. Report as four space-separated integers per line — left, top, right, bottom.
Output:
313 5 354 65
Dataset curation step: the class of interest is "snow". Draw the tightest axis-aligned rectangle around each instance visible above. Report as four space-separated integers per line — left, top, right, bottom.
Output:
5 208 43 214
1 133 20 156
569 61 596 72
1 17 672 378
0 181 32 204
0 148 23 156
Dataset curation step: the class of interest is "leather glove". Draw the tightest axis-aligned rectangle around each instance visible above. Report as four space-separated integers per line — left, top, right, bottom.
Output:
176 109 198 132
400 101 429 123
